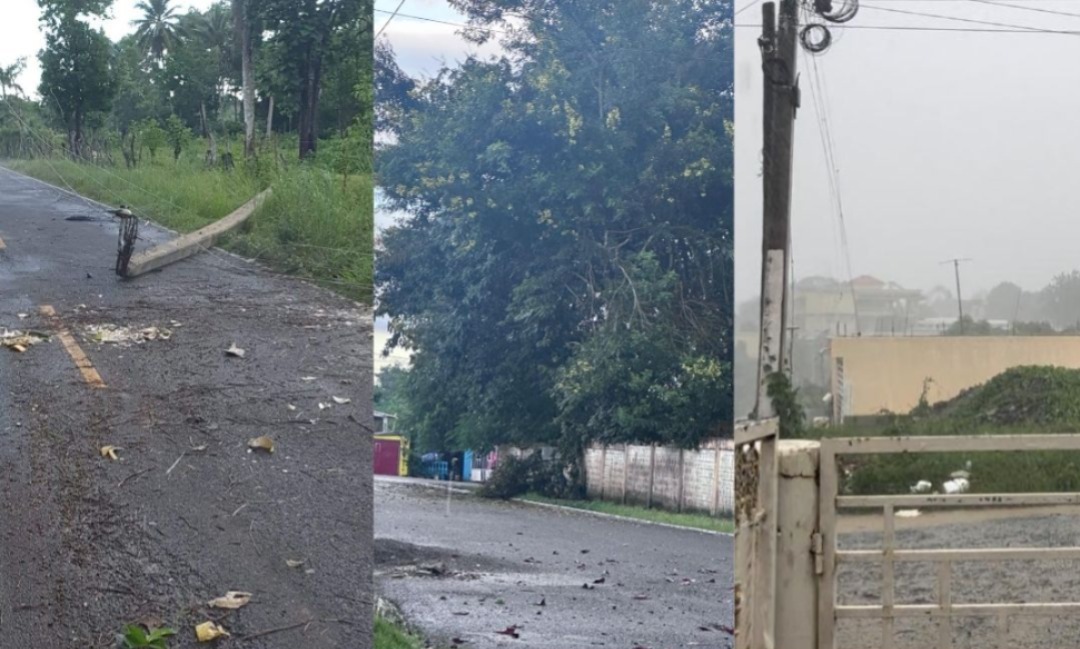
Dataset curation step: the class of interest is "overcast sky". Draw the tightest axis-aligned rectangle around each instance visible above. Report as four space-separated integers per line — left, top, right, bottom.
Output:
735 1 1080 304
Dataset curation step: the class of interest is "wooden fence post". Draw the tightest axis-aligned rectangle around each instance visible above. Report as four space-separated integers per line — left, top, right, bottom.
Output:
712 442 722 516
600 444 607 501
621 444 629 504
647 443 656 509
677 448 686 513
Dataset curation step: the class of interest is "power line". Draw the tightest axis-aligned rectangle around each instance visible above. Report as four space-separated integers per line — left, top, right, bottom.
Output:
374 7 506 34
375 0 409 39
736 0 762 16
859 3 1080 34
967 0 1080 19
735 22 1080 33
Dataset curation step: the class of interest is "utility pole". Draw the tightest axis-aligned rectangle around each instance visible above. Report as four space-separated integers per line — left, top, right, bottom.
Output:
754 0 800 419
941 258 971 334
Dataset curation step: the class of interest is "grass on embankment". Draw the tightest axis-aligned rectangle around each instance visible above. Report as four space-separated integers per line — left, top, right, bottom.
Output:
813 367 1080 496
5 156 373 303
520 492 734 533
375 616 425 649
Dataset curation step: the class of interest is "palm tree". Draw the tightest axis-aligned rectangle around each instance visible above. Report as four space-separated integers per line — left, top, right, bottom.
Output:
0 59 25 99
131 0 185 62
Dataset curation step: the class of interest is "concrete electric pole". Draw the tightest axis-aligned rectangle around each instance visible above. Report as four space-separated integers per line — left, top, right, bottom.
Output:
754 0 800 419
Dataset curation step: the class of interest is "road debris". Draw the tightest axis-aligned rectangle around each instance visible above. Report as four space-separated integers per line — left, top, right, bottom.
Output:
1 330 48 353
208 591 252 610
195 621 230 642
247 436 275 453
84 324 171 345
495 625 521 639
100 445 121 461
286 559 305 569
332 396 351 405
225 343 246 358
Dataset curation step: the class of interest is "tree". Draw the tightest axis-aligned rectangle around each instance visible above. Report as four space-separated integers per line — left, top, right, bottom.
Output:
377 0 733 455
1042 271 1080 330
38 0 115 157
164 114 191 160
257 0 367 159
984 281 1023 321
231 0 255 157
0 59 25 99
132 0 186 62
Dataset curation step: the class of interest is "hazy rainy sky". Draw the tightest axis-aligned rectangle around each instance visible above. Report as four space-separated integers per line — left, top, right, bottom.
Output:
735 2 1080 303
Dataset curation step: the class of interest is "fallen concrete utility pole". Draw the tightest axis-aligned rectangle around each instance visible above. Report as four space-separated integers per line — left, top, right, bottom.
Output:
122 188 272 278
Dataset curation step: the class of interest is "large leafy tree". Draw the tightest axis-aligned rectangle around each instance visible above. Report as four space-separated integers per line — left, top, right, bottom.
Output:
377 0 733 455
38 0 115 157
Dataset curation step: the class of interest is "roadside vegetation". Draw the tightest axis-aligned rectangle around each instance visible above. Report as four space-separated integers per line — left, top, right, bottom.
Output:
520 493 734 534
781 366 1080 495
0 0 372 302
374 615 425 649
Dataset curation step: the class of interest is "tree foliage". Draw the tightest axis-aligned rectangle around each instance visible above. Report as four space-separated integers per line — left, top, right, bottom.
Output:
377 0 733 453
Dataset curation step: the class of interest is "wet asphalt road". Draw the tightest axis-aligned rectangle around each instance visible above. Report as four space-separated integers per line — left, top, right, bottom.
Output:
0 167 372 648
374 478 734 649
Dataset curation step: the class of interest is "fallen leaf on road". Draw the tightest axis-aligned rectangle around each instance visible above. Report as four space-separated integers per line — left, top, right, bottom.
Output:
194 621 230 642
452 611 470 616
494 626 520 639
208 591 252 609
17 313 27 319
720 625 735 635
451 639 466 645
331 396 350 404
301 376 316 381
592 577 605 585
535 597 546 607
581 583 594 590
286 559 305 569
287 404 297 411
225 343 245 358
248 436 275 453
191 444 208 452
100 445 121 461
632 594 650 600
318 402 331 410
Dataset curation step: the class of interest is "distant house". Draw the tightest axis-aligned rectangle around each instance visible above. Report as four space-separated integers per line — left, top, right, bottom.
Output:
374 410 396 434
373 411 407 476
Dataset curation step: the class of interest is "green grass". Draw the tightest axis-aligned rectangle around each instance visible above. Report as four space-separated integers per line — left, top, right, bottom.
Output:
4 152 372 302
520 492 734 533
374 616 425 649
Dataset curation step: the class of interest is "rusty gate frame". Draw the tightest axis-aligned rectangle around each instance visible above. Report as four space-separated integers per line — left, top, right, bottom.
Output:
818 434 1080 649
734 417 780 649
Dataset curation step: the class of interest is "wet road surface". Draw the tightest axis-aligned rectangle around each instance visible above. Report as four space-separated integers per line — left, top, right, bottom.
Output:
0 167 372 648
374 478 733 649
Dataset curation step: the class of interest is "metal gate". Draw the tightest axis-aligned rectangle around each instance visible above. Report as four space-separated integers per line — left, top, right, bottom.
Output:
817 434 1080 649
734 418 779 649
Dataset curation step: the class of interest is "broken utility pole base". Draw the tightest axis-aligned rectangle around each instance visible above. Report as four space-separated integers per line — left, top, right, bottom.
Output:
119 188 271 278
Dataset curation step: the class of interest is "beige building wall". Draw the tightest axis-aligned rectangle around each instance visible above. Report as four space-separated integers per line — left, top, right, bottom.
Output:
830 336 1080 417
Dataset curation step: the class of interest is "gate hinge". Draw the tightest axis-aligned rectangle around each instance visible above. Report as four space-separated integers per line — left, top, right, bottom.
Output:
811 531 824 575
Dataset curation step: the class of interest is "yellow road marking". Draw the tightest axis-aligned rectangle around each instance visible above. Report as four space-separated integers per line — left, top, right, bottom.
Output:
38 305 105 389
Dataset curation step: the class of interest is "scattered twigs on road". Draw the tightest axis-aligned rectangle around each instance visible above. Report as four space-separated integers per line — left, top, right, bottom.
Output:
165 451 185 476
117 467 152 489
237 618 315 641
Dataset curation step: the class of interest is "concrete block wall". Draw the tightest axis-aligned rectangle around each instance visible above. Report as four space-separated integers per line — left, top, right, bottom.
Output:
583 439 735 517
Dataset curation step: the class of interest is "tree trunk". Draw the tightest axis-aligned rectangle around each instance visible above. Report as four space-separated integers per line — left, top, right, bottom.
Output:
233 0 256 158
298 53 323 160
200 101 217 166
266 95 274 139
